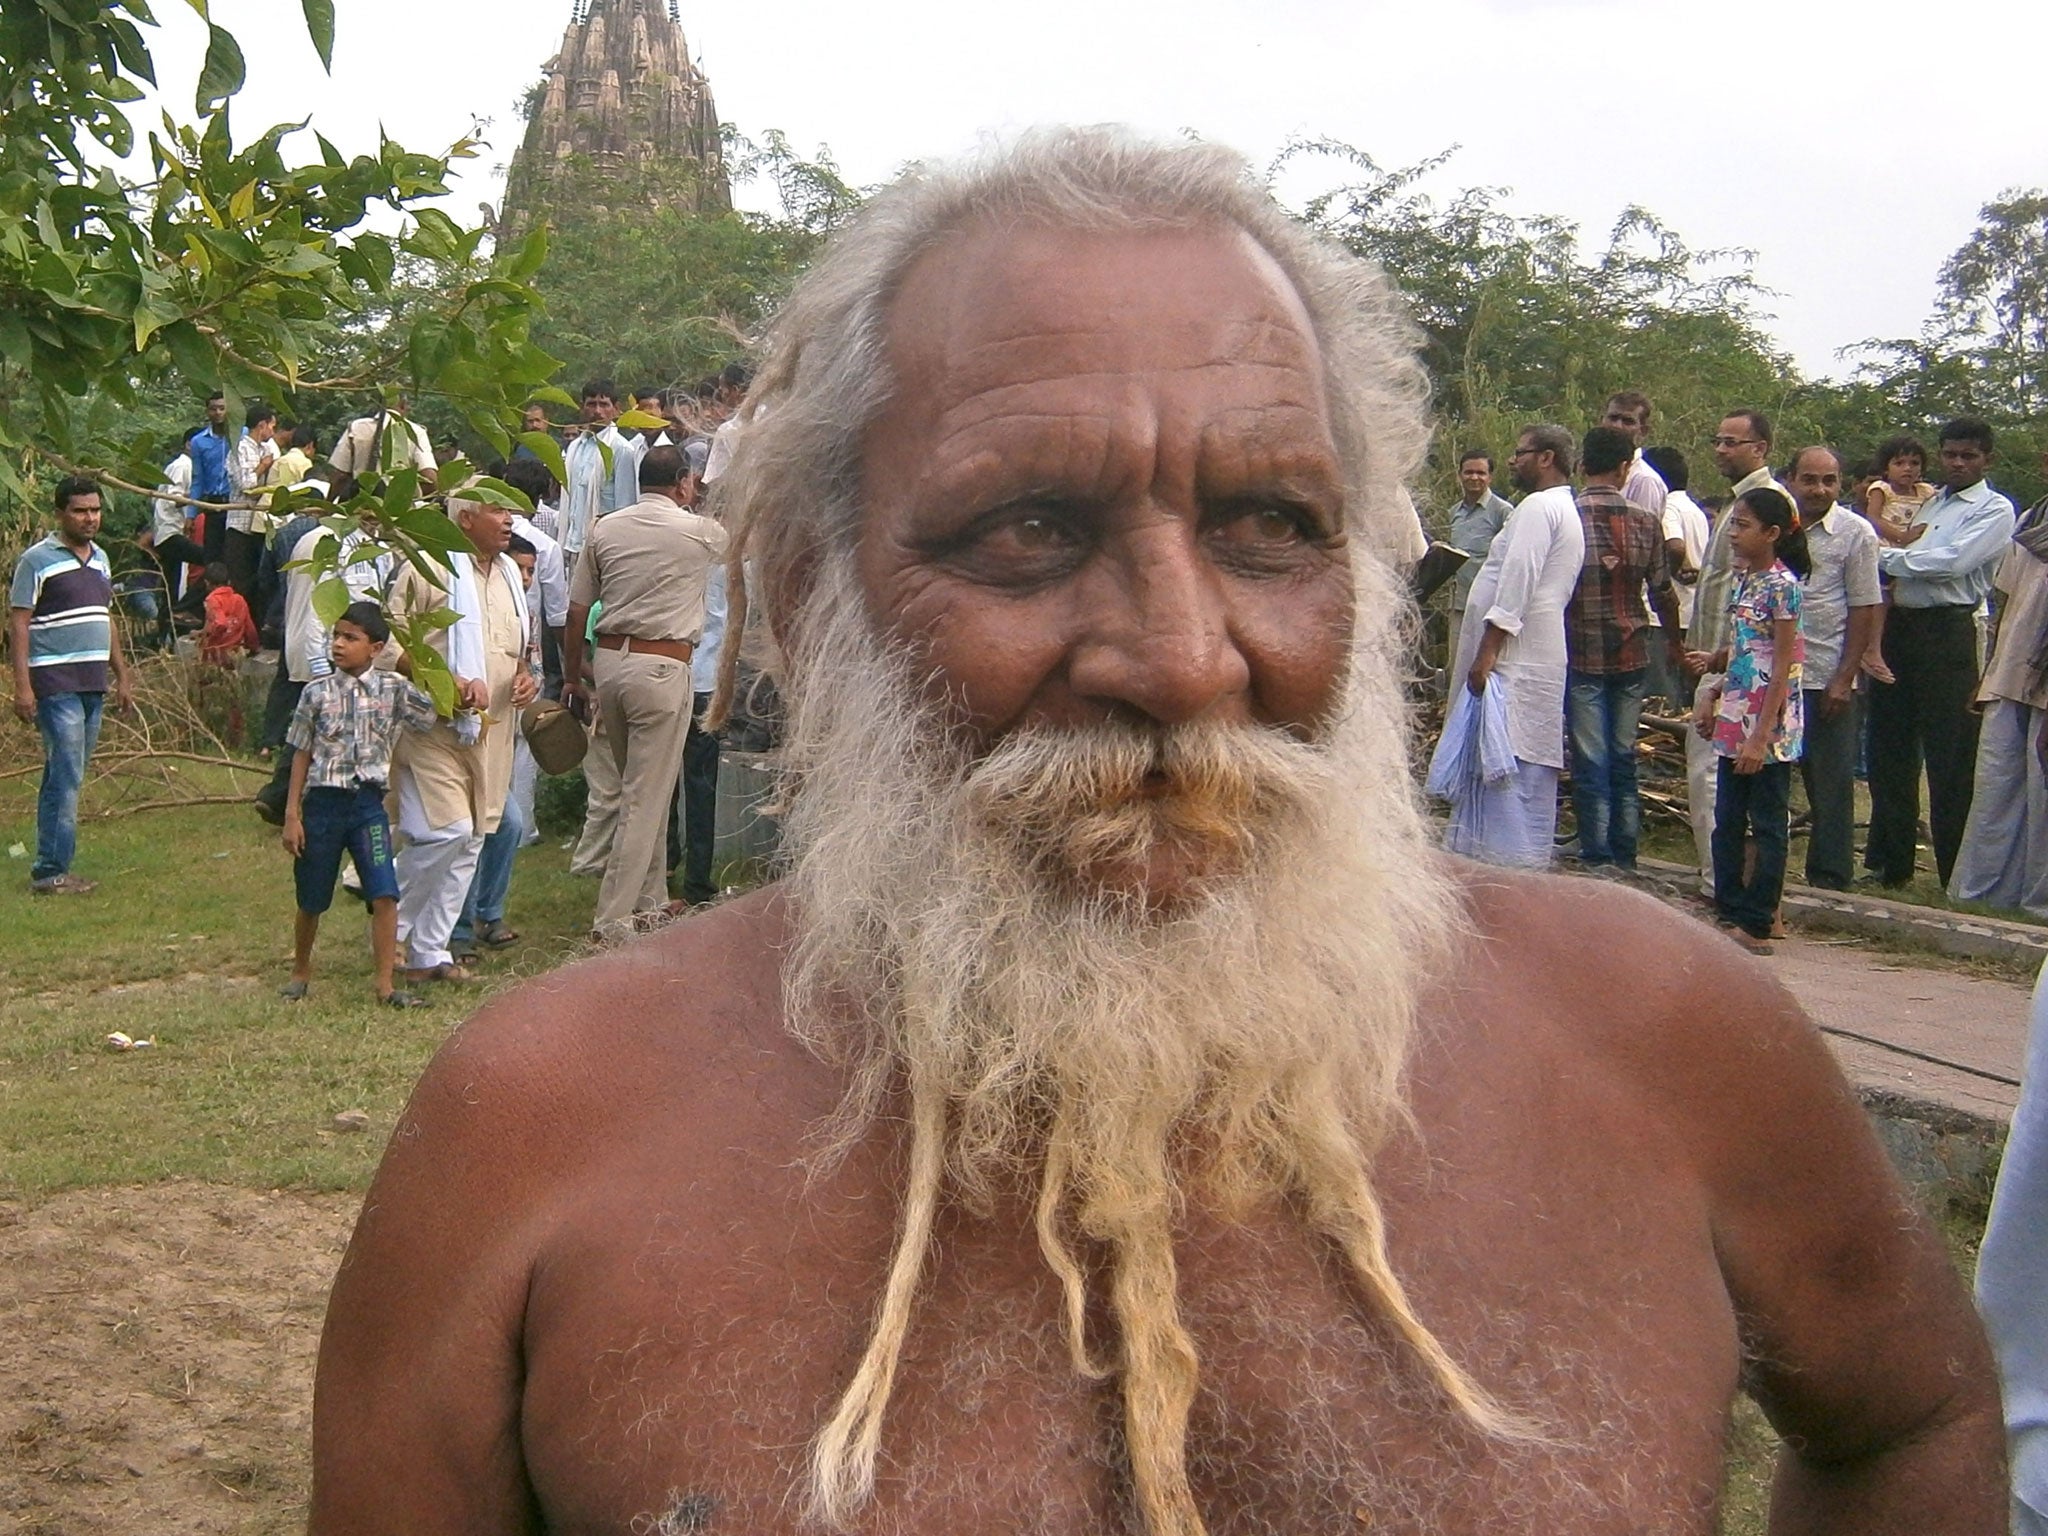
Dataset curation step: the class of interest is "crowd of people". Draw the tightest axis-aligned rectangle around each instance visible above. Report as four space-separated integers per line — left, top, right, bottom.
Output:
1428 394 2041 953
10 366 758 988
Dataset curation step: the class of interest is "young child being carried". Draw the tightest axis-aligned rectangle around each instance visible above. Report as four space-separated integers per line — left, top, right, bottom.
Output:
280 601 440 1007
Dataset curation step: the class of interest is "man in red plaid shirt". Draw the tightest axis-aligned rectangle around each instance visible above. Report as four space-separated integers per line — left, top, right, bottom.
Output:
1565 426 1684 869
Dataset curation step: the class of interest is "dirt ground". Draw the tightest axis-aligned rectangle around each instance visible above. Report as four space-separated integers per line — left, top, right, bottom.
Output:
0 1183 358 1536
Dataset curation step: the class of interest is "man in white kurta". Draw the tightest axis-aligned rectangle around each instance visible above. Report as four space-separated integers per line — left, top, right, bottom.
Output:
388 498 534 978
1447 426 1586 867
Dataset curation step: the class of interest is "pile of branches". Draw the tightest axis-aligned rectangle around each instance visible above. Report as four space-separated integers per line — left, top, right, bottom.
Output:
1 645 266 819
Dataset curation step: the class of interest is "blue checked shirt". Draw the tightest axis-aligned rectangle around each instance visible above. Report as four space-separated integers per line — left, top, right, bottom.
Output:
285 667 439 791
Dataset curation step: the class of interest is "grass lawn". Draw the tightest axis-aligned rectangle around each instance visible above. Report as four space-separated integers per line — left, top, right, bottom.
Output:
0 761 603 1198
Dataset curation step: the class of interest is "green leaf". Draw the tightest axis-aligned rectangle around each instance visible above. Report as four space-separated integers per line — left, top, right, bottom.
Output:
300 0 335 71
100 75 146 103
311 576 351 628
196 24 245 116
516 431 568 486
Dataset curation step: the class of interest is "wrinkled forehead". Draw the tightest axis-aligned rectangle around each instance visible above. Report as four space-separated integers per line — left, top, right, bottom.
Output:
877 219 1333 436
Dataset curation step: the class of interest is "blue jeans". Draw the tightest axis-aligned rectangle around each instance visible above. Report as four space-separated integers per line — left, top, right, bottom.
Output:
34 691 105 881
1567 668 1647 867
454 792 524 945
1713 758 1793 939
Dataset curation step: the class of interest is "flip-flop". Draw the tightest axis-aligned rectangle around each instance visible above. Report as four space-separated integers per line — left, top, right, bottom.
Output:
380 989 428 1009
279 979 310 1001
477 920 521 948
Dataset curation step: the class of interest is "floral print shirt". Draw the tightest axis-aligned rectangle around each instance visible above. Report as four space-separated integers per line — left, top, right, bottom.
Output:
1713 563 1804 762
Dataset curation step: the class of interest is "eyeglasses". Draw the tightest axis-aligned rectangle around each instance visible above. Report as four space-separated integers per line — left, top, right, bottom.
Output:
1508 447 1539 459
1710 436 1762 448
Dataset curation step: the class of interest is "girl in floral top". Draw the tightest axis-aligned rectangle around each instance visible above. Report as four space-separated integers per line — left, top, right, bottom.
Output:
1693 487 1808 954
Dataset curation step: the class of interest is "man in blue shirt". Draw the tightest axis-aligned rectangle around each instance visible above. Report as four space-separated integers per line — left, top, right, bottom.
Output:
1866 415 2017 887
185 390 234 564
1444 448 1512 674
8 477 135 893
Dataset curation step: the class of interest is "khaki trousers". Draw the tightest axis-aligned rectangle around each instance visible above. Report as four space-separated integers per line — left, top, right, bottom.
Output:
591 647 692 936
570 713 621 876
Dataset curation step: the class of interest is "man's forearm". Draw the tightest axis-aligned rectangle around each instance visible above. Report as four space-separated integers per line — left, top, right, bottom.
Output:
1767 1395 2006 1535
1835 605 1882 693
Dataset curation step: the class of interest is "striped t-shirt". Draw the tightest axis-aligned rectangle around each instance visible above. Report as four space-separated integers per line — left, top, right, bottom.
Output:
10 535 113 698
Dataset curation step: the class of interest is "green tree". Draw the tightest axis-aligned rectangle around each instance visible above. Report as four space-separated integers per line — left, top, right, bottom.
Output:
1277 141 1800 513
0 0 569 709
525 127 861 393
1932 188 2048 420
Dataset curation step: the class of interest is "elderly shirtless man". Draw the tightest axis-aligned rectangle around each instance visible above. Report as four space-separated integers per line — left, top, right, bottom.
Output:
310 131 2001 1534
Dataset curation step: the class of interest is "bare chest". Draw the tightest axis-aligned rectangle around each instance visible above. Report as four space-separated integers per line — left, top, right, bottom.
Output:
516 1124 1741 1536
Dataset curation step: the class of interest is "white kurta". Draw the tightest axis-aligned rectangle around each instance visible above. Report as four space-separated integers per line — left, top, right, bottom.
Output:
1451 485 1585 771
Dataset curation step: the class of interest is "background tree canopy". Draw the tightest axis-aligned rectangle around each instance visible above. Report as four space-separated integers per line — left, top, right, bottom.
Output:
3 5 2040 544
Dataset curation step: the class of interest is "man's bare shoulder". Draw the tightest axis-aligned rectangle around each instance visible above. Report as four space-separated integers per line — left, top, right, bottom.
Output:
1440 860 1848 1125
387 887 826 1181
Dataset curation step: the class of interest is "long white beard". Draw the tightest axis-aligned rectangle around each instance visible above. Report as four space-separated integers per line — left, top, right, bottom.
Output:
774 555 1514 1535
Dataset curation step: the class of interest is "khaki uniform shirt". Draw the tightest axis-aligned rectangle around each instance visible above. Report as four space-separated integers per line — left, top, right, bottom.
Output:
388 557 524 834
570 494 729 642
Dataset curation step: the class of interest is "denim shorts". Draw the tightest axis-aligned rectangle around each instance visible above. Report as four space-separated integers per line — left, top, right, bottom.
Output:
295 783 398 915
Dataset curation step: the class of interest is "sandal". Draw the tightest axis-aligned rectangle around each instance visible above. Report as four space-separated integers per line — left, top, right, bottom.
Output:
404 962 477 985
380 989 428 1009
279 979 310 1001
475 918 521 948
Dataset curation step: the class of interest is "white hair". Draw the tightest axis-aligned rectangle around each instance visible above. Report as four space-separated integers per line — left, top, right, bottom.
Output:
708 124 1431 725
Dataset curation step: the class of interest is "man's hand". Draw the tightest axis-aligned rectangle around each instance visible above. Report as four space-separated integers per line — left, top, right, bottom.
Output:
112 674 134 714
282 813 305 858
1683 649 1714 680
1820 676 1854 718
1899 522 1929 545
1860 649 1897 685
510 672 539 709
1692 686 1721 741
456 676 489 712
561 677 590 722
1464 657 1492 697
11 691 33 725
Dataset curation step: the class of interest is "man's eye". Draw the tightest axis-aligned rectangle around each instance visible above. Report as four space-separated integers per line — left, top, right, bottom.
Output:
1218 506 1311 545
1005 515 1070 550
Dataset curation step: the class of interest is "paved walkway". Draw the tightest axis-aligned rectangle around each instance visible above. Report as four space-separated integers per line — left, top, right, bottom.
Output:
1771 936 2033 1126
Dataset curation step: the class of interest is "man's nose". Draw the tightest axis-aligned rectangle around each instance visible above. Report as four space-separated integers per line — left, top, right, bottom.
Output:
1066 519 1249 726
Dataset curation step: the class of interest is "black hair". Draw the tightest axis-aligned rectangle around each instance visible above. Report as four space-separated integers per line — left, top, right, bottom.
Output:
1938 415 1995 454
1581 426 1634 477
336 600 391 645
203 560 231 589
500 456 555 506
1521 423 1575 476
506 533 537 558
1642 445 1688 492
1725 408 1773 445
206 390 225 404
1457 447 1493 471
246 401 277 430
1870 433 1928 476
639 443 687 490
718 360 753 391
1787 446 1843 480
580 377 618 403
1735 486 1810 579
635 387 670 408
52 474 100 512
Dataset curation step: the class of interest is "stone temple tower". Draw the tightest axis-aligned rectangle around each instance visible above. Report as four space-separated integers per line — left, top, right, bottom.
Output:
499 0 730 237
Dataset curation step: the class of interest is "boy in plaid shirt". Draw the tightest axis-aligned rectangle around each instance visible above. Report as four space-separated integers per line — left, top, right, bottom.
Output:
280 601 440 1007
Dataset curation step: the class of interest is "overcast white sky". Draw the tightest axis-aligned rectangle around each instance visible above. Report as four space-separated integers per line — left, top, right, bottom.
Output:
145 0 2047 381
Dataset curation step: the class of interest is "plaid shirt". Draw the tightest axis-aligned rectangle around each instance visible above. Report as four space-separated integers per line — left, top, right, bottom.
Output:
285 667 439 791
1565 484 1673 674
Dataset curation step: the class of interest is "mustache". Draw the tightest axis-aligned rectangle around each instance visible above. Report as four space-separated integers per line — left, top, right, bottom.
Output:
962 719 1334 878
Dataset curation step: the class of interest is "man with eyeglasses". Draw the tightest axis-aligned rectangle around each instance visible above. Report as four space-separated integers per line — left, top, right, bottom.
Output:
1679 411 1787 889
1867 416 2016 889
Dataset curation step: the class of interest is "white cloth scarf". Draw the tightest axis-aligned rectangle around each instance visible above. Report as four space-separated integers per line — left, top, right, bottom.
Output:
445 551 528 746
